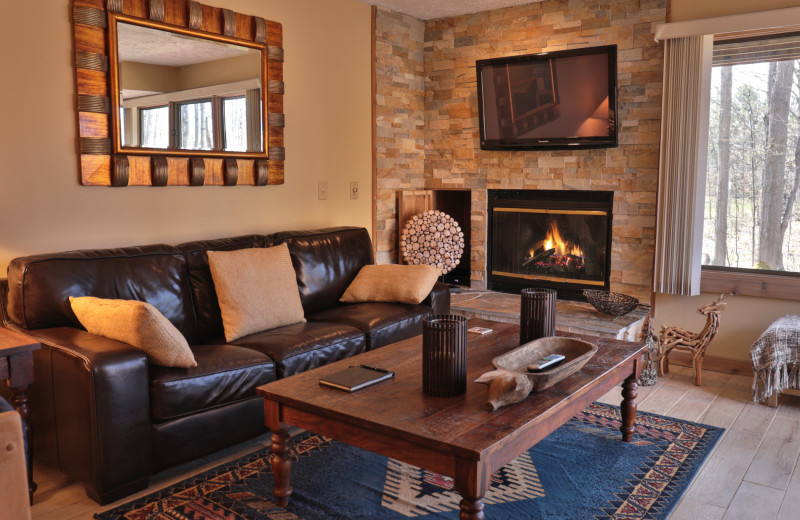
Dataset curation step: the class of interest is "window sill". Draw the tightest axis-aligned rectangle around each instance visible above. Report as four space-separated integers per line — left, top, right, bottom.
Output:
700 268 800 300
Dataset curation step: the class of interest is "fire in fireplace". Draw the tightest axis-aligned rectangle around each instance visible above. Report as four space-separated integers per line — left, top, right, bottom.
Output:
488 190 613 300
523 220 588 276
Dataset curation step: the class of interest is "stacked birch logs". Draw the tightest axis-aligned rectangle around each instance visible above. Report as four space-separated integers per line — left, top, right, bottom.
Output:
400 210 465 274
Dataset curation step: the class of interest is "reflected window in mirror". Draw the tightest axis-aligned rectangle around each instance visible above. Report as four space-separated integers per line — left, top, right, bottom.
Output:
178 99 213 150
138 105 169 148
223 96 247 152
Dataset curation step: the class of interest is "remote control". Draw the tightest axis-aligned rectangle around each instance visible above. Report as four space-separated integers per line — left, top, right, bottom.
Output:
527 354 566 371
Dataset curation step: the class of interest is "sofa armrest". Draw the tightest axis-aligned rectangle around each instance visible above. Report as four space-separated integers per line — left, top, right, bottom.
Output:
17 326 152 504
1 278 13 327
423 282 451 315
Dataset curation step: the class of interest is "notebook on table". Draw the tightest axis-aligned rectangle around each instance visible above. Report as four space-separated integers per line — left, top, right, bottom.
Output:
319 365 395 392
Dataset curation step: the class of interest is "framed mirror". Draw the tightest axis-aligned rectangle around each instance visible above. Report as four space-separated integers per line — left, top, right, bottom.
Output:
71 0 284 187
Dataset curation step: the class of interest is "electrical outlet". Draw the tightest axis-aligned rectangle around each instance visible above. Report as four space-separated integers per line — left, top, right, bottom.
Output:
350 181 359 200
318 181 328 200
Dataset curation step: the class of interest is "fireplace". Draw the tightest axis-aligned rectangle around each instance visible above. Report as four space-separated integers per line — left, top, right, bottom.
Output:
487 189 613 300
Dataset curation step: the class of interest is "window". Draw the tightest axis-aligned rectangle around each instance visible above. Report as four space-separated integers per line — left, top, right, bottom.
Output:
131 93 258 152
702 34 800 277
139 105 169 149
222 96 247 152
178 99 213 150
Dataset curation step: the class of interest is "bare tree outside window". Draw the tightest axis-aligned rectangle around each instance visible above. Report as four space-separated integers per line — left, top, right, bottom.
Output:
704 38 800 274
223 97 247 152
180 100 213 151
140 106 169 149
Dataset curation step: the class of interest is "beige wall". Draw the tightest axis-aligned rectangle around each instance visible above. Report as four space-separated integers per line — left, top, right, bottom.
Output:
669 0 800 21
178 53 261 91
0 0 372 272
656 1 800 362
120 62 180 93
121 53 260 94
656 293 800 362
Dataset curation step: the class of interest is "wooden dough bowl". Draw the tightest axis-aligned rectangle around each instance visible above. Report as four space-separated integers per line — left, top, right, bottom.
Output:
492 337 598 392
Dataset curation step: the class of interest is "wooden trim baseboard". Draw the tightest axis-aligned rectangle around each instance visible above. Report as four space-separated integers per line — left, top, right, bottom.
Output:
370 5 378 253
667 350 753 377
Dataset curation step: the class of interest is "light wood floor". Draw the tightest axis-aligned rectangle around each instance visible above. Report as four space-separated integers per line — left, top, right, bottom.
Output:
30 365 800 520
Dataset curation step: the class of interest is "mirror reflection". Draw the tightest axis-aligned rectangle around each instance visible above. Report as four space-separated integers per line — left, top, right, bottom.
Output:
116 21 263 153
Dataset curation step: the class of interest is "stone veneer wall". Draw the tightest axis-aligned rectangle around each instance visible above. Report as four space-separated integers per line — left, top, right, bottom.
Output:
375 10 426 264
376 0 665 302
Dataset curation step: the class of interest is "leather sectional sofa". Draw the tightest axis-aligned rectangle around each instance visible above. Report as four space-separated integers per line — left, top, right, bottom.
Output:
0 227 450 504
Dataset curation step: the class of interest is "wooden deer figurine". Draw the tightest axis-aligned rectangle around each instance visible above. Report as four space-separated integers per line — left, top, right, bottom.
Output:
652 294 729 386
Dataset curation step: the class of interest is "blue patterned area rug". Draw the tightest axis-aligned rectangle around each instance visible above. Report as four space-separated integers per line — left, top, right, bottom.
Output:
95 403 722 520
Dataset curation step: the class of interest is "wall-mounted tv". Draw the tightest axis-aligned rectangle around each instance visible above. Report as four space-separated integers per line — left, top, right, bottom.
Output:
476 45 617 151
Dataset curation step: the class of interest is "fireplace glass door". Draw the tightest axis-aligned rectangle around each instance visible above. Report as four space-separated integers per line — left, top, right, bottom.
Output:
488 190 613 300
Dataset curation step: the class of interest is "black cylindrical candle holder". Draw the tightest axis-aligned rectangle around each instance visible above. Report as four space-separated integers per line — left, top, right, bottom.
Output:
520 288 557 344
422 314 468 397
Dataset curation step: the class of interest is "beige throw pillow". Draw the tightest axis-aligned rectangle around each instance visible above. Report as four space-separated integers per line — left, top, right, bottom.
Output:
69 296 197 368
207 244 306 342
340 264 440 304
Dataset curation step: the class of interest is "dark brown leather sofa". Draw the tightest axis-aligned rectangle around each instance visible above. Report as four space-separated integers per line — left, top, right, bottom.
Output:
0 227 449 504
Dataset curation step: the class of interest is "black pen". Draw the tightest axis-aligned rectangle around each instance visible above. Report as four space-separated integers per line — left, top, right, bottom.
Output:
360 364 391 374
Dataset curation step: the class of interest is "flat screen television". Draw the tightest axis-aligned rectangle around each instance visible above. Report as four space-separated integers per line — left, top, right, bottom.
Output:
476 45 617 151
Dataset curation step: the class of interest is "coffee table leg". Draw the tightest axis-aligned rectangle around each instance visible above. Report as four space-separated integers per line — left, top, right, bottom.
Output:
454 458 487 520
620 372 638 442
270 426 293 507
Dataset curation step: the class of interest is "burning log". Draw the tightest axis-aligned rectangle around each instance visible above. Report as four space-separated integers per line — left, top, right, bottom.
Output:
522 248 555 267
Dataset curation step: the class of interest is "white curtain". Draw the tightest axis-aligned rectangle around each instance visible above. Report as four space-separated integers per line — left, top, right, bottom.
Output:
653 35 713 295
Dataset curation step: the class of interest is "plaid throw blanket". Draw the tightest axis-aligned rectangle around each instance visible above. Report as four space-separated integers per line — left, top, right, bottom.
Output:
751 315 800 402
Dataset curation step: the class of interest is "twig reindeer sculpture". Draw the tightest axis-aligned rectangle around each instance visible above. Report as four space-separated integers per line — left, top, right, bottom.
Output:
651 294 729 386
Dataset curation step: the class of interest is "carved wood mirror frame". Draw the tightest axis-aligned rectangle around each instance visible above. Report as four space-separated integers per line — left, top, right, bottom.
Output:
72 0 284 186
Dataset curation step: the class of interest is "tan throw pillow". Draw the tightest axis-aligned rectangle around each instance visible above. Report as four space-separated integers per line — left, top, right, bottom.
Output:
340 264 440 304
69 296 197 368
207 244 306 342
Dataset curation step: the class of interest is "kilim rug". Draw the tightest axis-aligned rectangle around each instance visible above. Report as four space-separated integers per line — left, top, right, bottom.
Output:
95 403 723 520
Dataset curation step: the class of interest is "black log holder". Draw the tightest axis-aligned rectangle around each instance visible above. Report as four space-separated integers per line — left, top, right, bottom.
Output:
520 288 557 344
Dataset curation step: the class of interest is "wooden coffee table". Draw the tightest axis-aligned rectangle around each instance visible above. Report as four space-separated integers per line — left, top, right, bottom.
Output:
257 319 647 520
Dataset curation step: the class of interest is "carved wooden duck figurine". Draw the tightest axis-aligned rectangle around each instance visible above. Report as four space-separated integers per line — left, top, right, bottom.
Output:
475 369 534 411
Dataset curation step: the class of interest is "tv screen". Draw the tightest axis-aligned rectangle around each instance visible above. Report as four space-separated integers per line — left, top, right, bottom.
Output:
476 45 617 151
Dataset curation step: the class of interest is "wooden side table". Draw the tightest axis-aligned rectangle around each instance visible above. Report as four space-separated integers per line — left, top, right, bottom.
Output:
0 327 40 503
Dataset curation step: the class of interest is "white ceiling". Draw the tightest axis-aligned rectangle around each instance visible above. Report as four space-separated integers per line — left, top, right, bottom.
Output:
358 0 542 20
117 22 257 67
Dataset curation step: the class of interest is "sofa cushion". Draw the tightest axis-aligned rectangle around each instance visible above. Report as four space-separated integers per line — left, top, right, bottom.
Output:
309 302 430 350
70 296 197 368
149 344 276 423
5 245 197 342
208 244 306 342
177 235 270 344
270 227 374 314
340 264 441 304
231 321 366 378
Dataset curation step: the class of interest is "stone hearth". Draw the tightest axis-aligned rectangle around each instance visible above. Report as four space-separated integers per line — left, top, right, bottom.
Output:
451 290 648 341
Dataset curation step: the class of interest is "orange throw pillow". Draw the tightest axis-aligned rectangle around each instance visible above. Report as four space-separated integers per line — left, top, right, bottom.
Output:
340 264 440 304
70 296 197 368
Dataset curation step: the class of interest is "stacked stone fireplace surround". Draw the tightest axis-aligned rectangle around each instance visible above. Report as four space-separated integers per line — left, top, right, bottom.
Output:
375 0 665 304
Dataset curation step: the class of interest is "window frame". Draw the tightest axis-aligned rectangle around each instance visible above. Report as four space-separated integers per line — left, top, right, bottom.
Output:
221 94 248 152
700 31 800 300
175 97 215 151
137 103 170 150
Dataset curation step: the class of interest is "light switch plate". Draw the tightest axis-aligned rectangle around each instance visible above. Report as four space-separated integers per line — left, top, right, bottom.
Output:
318 181 328 200
350 181 359 200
